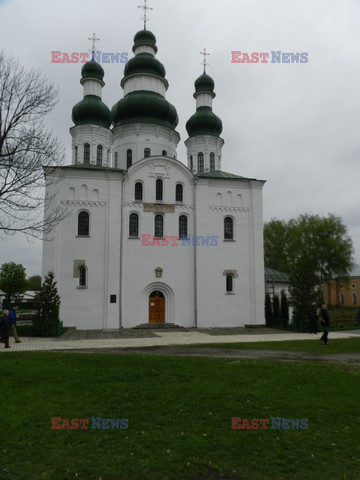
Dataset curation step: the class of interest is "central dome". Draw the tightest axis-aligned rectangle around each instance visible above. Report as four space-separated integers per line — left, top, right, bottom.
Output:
112 90 178 129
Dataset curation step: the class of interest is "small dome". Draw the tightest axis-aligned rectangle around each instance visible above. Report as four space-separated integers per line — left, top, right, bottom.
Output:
124 53 165 79
112 90 178 130
194 73 215 93
81 59 105 82
72 95 112 129
186 106 223 137
133 29 157 52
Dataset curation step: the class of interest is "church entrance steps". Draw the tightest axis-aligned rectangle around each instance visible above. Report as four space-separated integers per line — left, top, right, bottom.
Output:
133 323 185 330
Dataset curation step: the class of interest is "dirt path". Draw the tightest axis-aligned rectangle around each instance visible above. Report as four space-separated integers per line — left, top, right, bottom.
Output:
64 345 360 366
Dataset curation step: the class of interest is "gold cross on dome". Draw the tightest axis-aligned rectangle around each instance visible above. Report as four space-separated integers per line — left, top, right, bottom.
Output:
200 48 210 71
138 0 153 30
88 33 100 52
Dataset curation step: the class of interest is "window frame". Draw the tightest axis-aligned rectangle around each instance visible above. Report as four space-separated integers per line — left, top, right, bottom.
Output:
178 215 188 239
175 183 183 203
144 148 151 158
226 274 234 294
197 152 204 173
156 178 163 202
84 143 90 164
134 181 143 202
154 214 164 238
224 216 234 241
96 145 103 166
77 210 90 237
127 149 132 169
129 212 139 238
210 152 215 172
79 265 88 288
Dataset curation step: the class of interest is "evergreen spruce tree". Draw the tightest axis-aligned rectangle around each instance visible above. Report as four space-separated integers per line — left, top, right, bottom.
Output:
272 294 280 327
280 290 290 327
34 272 61 336
265 293 274 327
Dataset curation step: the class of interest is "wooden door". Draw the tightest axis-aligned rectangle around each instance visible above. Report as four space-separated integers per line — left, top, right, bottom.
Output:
149 292 165 324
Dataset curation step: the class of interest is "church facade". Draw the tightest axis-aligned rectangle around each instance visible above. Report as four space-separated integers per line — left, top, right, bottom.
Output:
42 28 265 330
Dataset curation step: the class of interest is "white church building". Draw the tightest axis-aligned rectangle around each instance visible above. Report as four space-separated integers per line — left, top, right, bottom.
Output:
42 25 265 330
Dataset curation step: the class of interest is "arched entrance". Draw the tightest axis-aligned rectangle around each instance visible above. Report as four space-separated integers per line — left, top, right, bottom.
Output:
149 291 165 324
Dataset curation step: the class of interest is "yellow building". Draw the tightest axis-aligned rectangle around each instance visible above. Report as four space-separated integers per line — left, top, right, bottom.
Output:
323 266 360 307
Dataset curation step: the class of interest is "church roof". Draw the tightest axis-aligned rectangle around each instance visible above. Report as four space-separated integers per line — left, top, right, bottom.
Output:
60 164 125 172
265 268 289 284
195 170 264 181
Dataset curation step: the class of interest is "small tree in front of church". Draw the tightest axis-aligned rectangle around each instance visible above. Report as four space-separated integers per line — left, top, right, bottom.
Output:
280 290 289 328
34 272 61 336
272 294 280 327
265 293 273 327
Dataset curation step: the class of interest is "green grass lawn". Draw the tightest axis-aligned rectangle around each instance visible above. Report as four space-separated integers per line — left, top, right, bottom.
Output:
188 337 360 354
1 352 360 480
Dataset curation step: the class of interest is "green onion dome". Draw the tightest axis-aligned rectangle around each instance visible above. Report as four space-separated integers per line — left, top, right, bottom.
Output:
81 59 105 82
133 30 158 53
72 95 112 129
123 53 165 79
112 90 178 129
194 72 215 94
186 106 223 137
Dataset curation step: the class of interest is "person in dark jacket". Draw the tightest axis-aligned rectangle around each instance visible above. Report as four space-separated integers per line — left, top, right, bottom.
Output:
8 305 21 343
319 304 330 345
0 309 10 348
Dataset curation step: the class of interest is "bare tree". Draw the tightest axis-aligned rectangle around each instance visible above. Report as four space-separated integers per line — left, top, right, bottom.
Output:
0 52 66 238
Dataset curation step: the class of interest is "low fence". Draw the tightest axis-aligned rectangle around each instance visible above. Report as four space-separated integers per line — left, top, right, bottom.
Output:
272 307 360 332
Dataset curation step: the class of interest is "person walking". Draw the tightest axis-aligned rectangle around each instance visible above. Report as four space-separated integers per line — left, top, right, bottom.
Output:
0 309 11 348
8 305 21 343
319 304 330 345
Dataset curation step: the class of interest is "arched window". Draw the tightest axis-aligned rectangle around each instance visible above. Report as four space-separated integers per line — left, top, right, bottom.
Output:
74 146 78 164
352 292 357 305
78 211 90 236
114 152 118 169
135 182 143 201
97 145 103 166
179 215 188 239
162 150 167 156
144 148 151 158
154 214 163 238
226 274 233 293
129 213 139 237
127 149 132 169
190 155 193 171
156 179 163 201
224 217 234 240
84 143 90 164
198 152 204 172
339 292 345 305
79 265 87 287
175 184 183 202
210 152 215 172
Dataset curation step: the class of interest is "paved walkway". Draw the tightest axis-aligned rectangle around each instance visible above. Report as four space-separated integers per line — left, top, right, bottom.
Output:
1 328 359 353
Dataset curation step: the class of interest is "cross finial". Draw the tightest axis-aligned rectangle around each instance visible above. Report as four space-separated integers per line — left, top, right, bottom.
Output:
138 0 153 30
88 33 100 55
200 48 210 72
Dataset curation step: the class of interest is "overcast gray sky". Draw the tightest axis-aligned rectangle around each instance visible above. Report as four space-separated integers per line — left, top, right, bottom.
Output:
1 0 359 276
